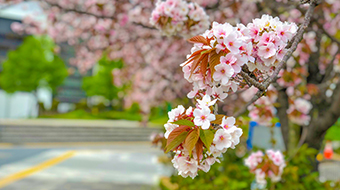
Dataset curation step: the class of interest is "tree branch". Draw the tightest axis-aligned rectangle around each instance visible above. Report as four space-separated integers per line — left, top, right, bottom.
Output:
276 88 290 150
235 0 319 117
305 77 340 150
39 0 113 19
264 1 317 87
239 71 266 91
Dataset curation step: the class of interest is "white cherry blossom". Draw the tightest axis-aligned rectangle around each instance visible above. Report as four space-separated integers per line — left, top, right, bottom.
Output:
193 106 216 129
213 129 232 150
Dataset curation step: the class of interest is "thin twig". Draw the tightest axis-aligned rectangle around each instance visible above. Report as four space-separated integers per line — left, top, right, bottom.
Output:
235 0 319 117
239 71 266 91
40 0 157 30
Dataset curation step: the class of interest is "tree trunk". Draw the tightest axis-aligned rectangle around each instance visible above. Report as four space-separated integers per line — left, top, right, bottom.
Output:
276 88 290 151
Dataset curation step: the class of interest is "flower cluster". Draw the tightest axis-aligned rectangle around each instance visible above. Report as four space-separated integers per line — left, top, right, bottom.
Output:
245 150 286 185
277 67 307 87
248 97 276 126
247 15 297 72
164 95 243 178
181 15 297 101
287 98 312 125
245 86 278 126
150 0 210 38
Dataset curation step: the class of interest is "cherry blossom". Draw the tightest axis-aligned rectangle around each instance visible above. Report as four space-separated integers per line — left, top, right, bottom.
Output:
213 129 232 150
197 94 217 108
149 0 209 38
163 96 243 178
193 106 216 129
212 64 234 85
245 150 286 185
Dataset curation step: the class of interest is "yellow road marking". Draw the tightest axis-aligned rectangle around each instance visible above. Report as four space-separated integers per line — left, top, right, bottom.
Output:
0 143 13 149
0 151 76 188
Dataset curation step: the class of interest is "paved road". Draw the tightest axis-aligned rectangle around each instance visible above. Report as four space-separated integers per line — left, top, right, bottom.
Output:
0 143 173 190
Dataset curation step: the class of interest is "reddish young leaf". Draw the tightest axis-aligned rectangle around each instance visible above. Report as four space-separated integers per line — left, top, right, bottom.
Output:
184 128 200 156
195 139 204 163
199 53 209 78
166 125 191 148
187 49 206 61
270 163 280 176
211 114 226 125
189 56 201 75
188 35 208 45
165 131 188 153
209 51 223 77
261 162 270 173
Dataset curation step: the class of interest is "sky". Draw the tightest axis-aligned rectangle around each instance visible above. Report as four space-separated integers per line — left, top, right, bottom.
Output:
0 1 45 21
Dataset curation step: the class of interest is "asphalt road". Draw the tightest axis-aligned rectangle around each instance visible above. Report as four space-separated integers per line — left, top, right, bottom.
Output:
0 143 173 190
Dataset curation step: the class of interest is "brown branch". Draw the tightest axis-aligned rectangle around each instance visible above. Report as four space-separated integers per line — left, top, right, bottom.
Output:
41 0 157 30
264 1 317 87
304 77 340 150
39 0 113 19
234 0 319 117
132 22 157 30
239 71 266 91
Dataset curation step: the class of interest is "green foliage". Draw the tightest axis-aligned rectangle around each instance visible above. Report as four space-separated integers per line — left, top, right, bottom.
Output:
276 144 339 190
324 119 340 141
127 102 141 114
199 129 214 151
171 119 195 127
0 35 68 93
162 145 339 190
82 56 124 102
40 109 142 121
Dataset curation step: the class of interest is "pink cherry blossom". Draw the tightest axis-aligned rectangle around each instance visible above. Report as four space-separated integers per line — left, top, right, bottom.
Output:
224 32 242 54
213 129 232 150
193 106 216 129
213 64 234 85
257 42 276 59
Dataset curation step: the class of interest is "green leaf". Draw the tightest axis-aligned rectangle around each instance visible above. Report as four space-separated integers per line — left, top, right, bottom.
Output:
199 129 215 151
184 128 200 156
171 119 195 127
165 131 188 153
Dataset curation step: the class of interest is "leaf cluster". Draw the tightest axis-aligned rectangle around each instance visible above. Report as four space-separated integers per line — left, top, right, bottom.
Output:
0 35 68 93
82 57 125 101
165 119 215 158
184 36 224 81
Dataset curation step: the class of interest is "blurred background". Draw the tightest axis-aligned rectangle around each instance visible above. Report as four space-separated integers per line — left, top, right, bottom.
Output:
0 0 339 190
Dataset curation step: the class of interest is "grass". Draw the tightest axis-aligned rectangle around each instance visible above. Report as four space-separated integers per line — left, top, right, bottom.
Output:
39 109 142 121
39 109 168 128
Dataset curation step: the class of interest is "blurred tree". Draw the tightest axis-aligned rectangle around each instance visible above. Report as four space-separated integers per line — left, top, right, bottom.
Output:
82 56 125 108
0 35 68 95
